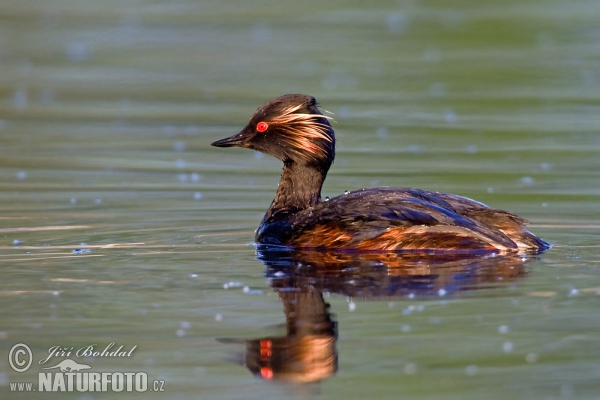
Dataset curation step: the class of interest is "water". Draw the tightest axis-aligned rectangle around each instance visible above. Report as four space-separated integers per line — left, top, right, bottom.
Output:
1 1 600 399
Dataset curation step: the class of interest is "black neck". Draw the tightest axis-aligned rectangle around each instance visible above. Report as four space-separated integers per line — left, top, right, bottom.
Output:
265 161 327 220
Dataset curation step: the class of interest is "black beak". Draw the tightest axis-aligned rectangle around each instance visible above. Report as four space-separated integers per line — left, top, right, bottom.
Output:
211 131 248 148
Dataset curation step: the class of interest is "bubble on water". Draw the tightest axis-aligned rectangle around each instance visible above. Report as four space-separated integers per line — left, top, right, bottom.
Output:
70 197 77 204
464 145 478 154
176 329 186 337
175 159 186 169
66 42 90 62
407 144 421 154
520 176 534 185
525 353 537 363
498 325 509 334
540 162 552 171
401 324 411 333
180 321 191 329
190 173 201 182
408 293 415 299
189 273 198 278
376 127 389 138
95 198 102 205
215 313 223 322
348 301 356 312
502 341 513 353
465 365 479 376
386 12 408 35
173 141 186 152
444 109 457 124
438 289 447 297
243 286 250 293
403 363 417 375
194 192 203 200
568 288 579 297
12 239 23 245
13 88 28 109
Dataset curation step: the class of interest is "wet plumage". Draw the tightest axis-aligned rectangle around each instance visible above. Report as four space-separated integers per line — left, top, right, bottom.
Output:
212 94 550 254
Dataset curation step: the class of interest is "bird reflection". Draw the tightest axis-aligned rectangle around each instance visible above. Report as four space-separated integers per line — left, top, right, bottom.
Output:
240 248 533 383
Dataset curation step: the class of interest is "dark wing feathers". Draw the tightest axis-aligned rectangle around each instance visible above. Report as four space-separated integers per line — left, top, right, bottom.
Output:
290 187 520 249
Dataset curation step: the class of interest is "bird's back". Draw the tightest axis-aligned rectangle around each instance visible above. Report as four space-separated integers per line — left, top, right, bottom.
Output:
257 187 550 253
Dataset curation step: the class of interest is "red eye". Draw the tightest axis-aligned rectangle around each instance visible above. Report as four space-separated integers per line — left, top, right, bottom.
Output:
256 121 268 132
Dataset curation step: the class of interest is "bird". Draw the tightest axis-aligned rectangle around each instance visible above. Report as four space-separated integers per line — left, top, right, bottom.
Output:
211 94 550 254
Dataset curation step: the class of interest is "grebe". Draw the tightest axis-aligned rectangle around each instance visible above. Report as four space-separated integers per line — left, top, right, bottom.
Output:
211 94 550 254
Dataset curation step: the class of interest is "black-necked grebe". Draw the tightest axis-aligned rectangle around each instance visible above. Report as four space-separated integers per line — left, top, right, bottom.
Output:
211 94 550 253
